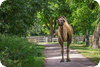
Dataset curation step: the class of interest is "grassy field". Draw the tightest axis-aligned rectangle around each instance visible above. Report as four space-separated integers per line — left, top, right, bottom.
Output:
43 42 100 65
0 35 45 67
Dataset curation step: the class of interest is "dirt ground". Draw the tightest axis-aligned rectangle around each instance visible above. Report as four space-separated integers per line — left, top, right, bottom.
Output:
41 44 95 67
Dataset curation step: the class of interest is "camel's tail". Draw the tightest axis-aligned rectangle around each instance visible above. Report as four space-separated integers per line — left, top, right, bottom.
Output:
53 33 58 35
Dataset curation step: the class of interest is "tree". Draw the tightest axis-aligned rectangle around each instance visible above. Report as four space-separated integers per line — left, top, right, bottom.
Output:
70 0 98 46
0 0 44 36
91 22 100 49
28 23 46 36
37 0 71 41
90 6 100 49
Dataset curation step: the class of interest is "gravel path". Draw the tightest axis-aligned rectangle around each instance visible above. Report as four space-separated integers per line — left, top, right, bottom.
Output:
41 44 95 67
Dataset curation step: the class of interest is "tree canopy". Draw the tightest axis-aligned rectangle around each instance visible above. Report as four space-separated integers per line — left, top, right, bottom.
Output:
0 0 45 36
0 0 99 39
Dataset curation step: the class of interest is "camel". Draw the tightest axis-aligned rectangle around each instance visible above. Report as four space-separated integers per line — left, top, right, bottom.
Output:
56 16 73 62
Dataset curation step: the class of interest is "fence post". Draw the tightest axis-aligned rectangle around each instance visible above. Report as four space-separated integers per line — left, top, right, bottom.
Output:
46 37 48 43
52 38 53 42
38 36 39 42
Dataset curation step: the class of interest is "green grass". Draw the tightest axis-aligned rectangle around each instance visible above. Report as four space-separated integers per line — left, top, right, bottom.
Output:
0 34 45 67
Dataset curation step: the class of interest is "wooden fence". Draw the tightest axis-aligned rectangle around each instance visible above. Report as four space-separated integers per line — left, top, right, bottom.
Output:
72 35 93 42
27 35 100 43
27 36 48 42
52 38 58 42
27 36 58 42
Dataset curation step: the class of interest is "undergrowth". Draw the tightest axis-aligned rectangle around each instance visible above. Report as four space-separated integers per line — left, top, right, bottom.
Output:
0 34 44 67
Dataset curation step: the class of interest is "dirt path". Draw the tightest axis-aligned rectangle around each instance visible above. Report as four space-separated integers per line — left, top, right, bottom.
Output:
41 44 95 67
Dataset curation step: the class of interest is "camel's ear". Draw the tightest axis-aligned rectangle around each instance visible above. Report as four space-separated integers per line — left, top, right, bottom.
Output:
63 20 65 22
56 20 59 23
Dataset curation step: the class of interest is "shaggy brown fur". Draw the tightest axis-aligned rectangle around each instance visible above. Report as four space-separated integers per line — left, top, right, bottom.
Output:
56 16 73 62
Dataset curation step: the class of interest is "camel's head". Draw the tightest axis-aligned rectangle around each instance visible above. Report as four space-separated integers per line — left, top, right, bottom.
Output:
56 16 65 26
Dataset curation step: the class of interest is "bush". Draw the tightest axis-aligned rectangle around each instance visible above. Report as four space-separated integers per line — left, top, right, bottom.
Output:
0 34 44 67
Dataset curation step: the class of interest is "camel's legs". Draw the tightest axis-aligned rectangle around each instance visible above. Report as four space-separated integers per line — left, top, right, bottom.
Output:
66 42 71 62
59 38 64 62
60 43 64 62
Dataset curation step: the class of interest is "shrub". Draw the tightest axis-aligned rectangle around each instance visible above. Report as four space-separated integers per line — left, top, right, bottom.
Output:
0 35 44 67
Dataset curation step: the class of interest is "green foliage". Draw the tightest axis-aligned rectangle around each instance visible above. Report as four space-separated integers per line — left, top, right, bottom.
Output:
0 34 44 67
36 0 99 36
27 22 49 36
36 0 72 35
0 0 99 37
92 17 100 27
0 0 43 36
70 0 99 35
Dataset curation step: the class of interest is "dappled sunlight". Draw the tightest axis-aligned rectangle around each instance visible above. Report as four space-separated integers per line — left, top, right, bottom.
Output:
45 56 62 59
45 56 86 60
42 44 95 67
46 46 60 49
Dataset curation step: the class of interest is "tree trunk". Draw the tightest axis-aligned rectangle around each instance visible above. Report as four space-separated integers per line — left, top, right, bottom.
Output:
45 23 50 31
45 17 55 42
49 17 54 42
90 33 94 47
86 29 90 46
53 18 57 37
91 22 100 49
49 25 54 42
91 6 100 49
83 29 86 42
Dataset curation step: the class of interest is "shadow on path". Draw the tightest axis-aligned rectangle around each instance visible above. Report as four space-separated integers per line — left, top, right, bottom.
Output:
41 44 95 67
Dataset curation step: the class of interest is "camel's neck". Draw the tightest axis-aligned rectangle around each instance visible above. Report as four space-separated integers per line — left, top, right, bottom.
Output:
59 26 64 42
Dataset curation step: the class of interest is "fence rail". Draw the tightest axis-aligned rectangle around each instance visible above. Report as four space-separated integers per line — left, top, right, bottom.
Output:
27 36 48 42
52 38 58 42
27 35 100 43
